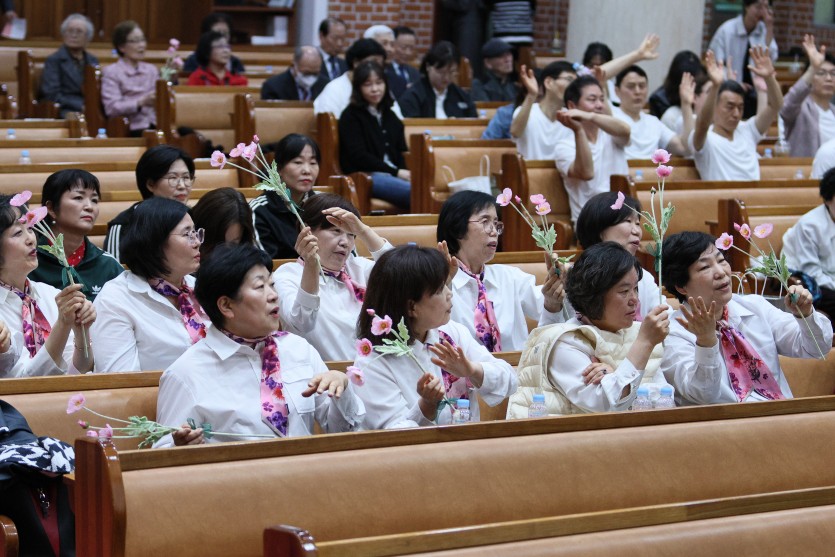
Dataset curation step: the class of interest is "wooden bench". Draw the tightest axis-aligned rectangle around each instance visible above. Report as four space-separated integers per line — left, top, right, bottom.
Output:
0 117 86 140
82 64 130 138
0 137 147 165
625 157 815 183
232 95 316 146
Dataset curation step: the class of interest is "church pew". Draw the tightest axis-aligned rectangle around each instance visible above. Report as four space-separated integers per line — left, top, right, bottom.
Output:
0 515 16 557
474 100 507 120
82 64 131 138
0 117 86 140
232 94 316 147
402 118 490 142
0 137 147 165
625 156 814 183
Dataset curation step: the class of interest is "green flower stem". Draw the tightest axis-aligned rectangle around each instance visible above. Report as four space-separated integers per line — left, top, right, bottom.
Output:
81 407 131 424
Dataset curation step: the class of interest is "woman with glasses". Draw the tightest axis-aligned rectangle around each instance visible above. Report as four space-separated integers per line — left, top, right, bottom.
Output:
398 41 477 118
781 34 835 157
101 20 158 135
186 30 248 86
92 198 209 372
39 13 99 118
436 191 565 352
104 145 195 262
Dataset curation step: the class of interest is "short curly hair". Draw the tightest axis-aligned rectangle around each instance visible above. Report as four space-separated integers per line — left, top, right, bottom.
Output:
565 241 642 320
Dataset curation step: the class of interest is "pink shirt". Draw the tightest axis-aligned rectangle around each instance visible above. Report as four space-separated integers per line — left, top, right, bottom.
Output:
101 57 158 131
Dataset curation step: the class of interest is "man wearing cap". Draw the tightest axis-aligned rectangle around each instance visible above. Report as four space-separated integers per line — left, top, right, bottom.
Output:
470 38 517 102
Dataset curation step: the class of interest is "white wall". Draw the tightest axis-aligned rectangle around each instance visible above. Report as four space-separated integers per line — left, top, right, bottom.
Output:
297 0 329 46
566 0 706 92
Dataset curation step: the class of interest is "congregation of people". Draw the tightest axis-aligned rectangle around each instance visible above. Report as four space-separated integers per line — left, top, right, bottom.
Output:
3 0 835 451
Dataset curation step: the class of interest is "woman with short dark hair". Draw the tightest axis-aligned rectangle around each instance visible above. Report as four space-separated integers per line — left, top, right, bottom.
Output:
508 242 671 418
92 198 208 372
29 169 123 301
186 30 247 86
398 40 477 118
190 187 255 258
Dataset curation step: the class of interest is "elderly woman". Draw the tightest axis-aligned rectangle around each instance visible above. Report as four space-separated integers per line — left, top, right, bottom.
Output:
274 193 391 361
101 20 158 134
0 194 96 378
508 242 671 418
104 145 195 261
437 191 564 352
29 170 123 301
92 198 208 372
39 13 99 117
660 231 833 405
398 41 477 118
186 30 247 86
156 242 364 446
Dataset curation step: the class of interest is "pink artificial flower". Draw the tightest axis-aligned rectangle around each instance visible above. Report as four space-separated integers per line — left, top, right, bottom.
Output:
535 202 551 216
346 366 365 386
210 150 227 169
86 430 98 438
651 149 671 165
735 223 751 240
77 420 89 429
172 57 184 69
371 315 393 336
167 46 176 56
242 143 257 162
356 338 373 357
656 164 673 179
715 232 733 251
169 38 180 49
366 308 376 316
496 188 512 207
229 143 246 158
100 424 114 439
67 393 85 414
253 134 260 143
18 206 48 227
9 190 32 207
610 191 625 210
514 195 521 203
529 194 546 205
753 223 773 239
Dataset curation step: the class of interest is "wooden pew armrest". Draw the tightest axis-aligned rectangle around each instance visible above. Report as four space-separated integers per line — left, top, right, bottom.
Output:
349 172 374 215
0 515 18 557
263 525 316 557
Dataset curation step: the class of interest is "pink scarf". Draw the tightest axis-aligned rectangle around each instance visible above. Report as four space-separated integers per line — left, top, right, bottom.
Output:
457 262 501 352
149 278 207 344
436 330 474 400
1 279 51 357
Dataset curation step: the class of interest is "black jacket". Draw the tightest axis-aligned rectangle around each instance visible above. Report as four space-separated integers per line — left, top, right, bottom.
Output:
261 68 327 101
470 70 517 102
250 191 314 259
103 202 139 263
39 45 99 116
385 62 421 100
338 103 407 176
398 77 477 118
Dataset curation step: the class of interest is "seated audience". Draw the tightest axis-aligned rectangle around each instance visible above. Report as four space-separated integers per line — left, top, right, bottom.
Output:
583 41 618 102
261 46 327 101
92 198 208 372
104 145 195 262
660 231 832 405
507 242 671 418
275 194 391 361
183 13 245 74
812 137 835 178
39 13 99 117
470 38 517 102
318 16 348 83
155 242 365 446
650 49 704 119
339 60 411 211
354 245 518 429
250 134 320 259
101 20 158 135
511 61 576 159
780 34 835 157
29 170 123 301
364 24 396 62
385 25 420 99
0 194 95 378
437 191 564 351
782 168 835 320
691 47 782 181
186 30 247 86
481 100 515 139
190 187 255 258
399 41 477 118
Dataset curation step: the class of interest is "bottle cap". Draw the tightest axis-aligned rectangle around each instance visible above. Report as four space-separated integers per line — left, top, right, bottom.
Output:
456 399 470 408
7 129 13 133
21 150 29 156
98 128 106 134
636 386 650 396
532 393 545 403
660 386 674 396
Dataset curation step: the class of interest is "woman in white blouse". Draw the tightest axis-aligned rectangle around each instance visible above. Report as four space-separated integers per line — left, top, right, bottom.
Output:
0 193 95 378
508 242 671 418
437 190 564 352
92 197 209 372
353 245 517 429
274 194 390 361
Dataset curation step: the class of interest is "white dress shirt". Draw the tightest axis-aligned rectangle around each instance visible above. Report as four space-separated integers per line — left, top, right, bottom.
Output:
782 205 835 291
273 243 392 362
154 327 364 447
708 15 778 82
660 294 832 406
0 281 77 378
91 272 209 372
434 88 448 119
314 73 403 119
450 264 558 352
812 138 835 178
353 320 518 430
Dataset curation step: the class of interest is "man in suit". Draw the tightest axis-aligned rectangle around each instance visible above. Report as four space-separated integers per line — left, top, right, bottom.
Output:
386 26 421 100
261 46 328 101
39 13 99 117
318 17 348 83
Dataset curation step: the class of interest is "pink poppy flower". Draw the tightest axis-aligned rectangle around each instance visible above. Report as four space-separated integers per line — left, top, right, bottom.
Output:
18 206 48 227
242 143 257 162
514 195 521 203
356 338 373 357
610 191 625 210
100 424 114 439
229 143 246 158
753 223 773 239
172 57 184 69
366 308 376 316
734 223 751 240
210 151 227 169
346 366 365 386
253 134 260 143
656 164 673 179
535 202 551 216
715 232 733 251
169 38 180 49
167 46 176 56
371 315 393 336
77 420 89 429
86 430 98 438
529 194 546 205
9 190 32 207
651 149 671 165
496 188 512 207
67 393 86 414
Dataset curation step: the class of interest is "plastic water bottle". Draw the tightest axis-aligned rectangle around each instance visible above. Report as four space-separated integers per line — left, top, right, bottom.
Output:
452 399 470 424
763 148 772 159
6 129 15 140
18 150 31 165
795 169 805 180
528 393 548 418
95 128 108 139
633 169 644 182
478 109 487 119
631 386 652 411
655 386 676 409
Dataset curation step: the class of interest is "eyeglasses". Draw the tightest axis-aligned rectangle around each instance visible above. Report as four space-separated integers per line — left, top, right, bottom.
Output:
815 70 835 79
164 174 194 187
212 43 231 51
172 228 205 245
126 37 147 44
468 218 504 235
64 28 87 37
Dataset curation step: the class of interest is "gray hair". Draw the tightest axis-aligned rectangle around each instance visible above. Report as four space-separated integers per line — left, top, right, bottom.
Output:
60 13 94 42
363 25 393 40
293 45 322 64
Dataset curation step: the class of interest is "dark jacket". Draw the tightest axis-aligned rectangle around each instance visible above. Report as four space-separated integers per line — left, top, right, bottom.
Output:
30 235 124 301
261 67 327 101
250 191 315 259
319 52 348 83
470 70 517 102
385 62 421 100
398 77 478 118
648 86 670 119
39 45 99 116
103 202 139 263
338 103 407 176
183 52 245 75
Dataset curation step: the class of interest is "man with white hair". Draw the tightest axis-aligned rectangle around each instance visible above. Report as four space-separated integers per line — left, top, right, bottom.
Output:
364 24 395 63
261 46 327 101
39 13 99 117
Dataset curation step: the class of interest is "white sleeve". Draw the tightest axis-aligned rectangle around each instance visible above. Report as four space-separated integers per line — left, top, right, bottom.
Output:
761 297 833 359
452 325 518 406
311 347 366 433
788 220 835 290
91 292 141 373
274 266 319 335
659 320 725 405
352 354 432 430
553 135 576 176
153 370 198 448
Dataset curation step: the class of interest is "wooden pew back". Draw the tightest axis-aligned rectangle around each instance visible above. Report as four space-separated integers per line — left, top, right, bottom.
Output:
233 94 315 147
402 118 490 141
355 214 439 256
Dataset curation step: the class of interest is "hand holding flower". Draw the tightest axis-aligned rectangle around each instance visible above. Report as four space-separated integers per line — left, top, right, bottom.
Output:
0 321 10 354
429 340 484 387
54 284 87 326
303 370 348 399
172 424 205 446
416 372 445 420
785 285 814 319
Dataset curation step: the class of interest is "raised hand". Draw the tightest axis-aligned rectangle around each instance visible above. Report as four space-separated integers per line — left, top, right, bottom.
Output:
786 284 814 319
679 71 696 107
54 284 87 326
294 226 320 262
636 33 660 61
637 304 670 346
519 63 539 98
704 51 725 85
748 45 776 79
429 340 481 381
676 296 718 347
541 256 566 313
803 34 826 70
323 207 364 236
